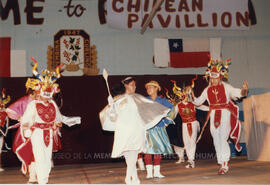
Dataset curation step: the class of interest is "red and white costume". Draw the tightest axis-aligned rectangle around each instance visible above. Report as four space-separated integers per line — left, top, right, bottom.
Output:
194 82 243 166
19 99 62 184
13 56 64 184
177 101 200 164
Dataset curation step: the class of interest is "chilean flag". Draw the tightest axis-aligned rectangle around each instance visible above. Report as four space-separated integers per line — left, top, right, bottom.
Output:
169 39 210 68
0 37 26 77
154 38 221 68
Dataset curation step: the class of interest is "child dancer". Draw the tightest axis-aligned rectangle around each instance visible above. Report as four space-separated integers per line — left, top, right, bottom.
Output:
100 77 170 184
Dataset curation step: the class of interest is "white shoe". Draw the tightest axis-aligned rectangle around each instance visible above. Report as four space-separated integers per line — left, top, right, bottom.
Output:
218 161 229 175
218 167 228 175
175 158 185 164
0 168 4 172
146 165 153 179
185 161 195 168
27 180 38 184
137 158 145 171
153 165 165 178
132 178 140 184
125 177 132 185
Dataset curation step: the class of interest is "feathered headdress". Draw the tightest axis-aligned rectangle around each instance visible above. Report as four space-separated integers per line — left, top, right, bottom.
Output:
29 56 63 98
204 57 231 80
0 88 10 108
165 75 197 105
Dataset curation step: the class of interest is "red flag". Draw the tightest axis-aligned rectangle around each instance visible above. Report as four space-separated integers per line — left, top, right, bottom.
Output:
0 38 11 77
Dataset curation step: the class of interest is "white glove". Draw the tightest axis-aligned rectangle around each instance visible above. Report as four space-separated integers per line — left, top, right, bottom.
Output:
107 95 114 106
24 129 32 138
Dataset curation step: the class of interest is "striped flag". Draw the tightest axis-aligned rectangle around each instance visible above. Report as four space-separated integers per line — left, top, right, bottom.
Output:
0 37 26 77
154 38 221 68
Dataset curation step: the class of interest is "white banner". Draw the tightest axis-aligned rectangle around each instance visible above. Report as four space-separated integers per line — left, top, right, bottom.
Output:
107 0 250 30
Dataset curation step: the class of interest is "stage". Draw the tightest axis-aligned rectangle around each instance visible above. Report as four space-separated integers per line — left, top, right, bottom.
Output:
0 156 269 184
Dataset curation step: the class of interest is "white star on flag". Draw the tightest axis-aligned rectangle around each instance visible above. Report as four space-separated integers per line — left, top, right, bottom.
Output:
173 42 179 48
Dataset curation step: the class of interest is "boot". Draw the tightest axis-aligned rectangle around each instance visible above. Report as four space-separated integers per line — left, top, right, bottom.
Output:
218 161 229 175
153 165 165 178
28 162 37 184
137 158 145 171
125 177 132 185
185 160 195 168
176 157 185 164
146 165 153 179
174 146 185 164
131 178 140 184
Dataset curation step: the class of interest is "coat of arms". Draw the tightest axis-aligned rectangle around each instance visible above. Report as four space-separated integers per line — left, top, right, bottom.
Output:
47 29 99 76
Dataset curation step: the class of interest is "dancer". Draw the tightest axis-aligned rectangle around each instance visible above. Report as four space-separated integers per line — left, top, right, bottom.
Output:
13 59 64 184
193 58 248 174
164 81 185 164
100 76 170 184
175 86 200 168
6 80 40 183
144 80 174 178
0 89 11 172
166 79 208 168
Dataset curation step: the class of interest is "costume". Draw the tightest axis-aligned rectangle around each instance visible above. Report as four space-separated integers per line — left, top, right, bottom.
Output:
165 78 201 165
100 93 170 157
100 92 170 184
143 81 174 178
11 57 64 184
166 78 208 168
0 89 11 171
145 96 173 155
20 99 62 184
193 58 246 174
177 101 200 168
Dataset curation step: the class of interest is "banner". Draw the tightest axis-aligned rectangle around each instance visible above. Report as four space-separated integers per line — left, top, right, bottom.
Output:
107 0 251 30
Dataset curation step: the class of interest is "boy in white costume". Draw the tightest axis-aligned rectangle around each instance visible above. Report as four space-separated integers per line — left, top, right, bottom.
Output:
166 78 208 169
175 86 200 169
18 58 63 184
193 58 248 174
100 77 170 184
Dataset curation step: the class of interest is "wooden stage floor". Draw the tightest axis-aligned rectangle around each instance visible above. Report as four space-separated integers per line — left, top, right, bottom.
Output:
0 156 270 184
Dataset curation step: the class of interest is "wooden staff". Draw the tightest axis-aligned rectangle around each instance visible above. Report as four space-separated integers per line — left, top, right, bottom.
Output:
102 68 111 96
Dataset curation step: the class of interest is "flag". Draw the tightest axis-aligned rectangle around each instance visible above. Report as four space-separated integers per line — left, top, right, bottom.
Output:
0 38 11 77
154 38 221 68
0 37 26 77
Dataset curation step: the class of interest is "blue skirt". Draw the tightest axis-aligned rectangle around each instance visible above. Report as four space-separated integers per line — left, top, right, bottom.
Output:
145 126 173 154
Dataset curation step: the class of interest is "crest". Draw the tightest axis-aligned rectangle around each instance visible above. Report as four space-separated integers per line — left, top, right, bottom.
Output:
48 29 99 76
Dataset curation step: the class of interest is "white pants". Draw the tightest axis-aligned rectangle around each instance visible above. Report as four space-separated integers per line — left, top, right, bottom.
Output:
183 121 200 161
0 136 3 154
29 162 37 182
210 109 231 164
123 150 139 183
31 129 53 184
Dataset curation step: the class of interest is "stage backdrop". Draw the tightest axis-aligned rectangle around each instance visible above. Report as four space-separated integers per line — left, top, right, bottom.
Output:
1 75 216 167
